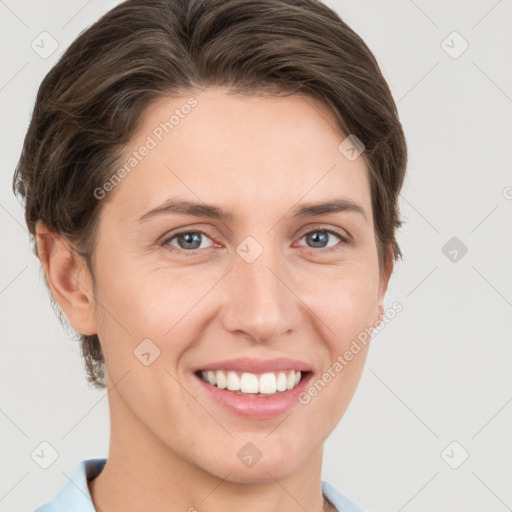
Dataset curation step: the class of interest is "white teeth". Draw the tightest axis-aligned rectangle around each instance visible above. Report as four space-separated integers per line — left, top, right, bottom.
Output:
226 371 240 391
286 371 295 390
276 372 287 392
258 373 276 394
216 370 227 389
200 369 303 395
241 373 259 393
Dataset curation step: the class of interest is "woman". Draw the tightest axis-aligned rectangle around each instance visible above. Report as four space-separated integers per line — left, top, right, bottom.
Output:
14 0 407 510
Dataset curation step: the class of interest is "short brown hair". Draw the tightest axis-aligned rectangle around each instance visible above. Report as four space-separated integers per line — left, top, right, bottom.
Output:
13 0 407 390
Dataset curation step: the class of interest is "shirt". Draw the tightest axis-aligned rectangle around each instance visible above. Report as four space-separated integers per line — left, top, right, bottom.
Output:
33 458 365 512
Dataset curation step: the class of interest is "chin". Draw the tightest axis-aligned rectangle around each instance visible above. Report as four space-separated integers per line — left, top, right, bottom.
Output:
212 441 308 483
219 462 301 484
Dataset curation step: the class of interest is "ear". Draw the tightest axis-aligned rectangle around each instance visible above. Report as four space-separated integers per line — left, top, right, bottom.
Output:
35 220 97 335
375 243 394 324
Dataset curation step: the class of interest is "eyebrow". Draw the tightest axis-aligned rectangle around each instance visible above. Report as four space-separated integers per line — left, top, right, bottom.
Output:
137 197 368 222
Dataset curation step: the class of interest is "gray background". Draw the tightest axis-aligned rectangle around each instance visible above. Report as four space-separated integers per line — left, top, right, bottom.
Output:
1 1 511 511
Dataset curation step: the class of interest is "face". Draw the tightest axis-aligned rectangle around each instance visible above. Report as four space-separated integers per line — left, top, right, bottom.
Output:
67 87 392 483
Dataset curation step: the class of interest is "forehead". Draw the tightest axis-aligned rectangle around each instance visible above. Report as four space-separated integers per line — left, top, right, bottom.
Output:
101 87 371 224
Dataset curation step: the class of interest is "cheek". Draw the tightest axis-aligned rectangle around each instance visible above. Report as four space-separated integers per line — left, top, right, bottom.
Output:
93 262 220 381
96 254 381 352
94 255 193 332
299 262 380 345
296 270 378 430
94 238 381 352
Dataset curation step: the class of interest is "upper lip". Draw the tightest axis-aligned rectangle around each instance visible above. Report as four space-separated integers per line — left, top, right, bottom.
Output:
194 357 312 374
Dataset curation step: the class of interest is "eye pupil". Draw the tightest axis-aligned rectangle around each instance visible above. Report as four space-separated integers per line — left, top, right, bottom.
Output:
307 231 329 248
178 232 202 249
165 228 343 254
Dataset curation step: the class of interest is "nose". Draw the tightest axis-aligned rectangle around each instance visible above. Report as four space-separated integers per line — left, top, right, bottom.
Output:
220 242 301 343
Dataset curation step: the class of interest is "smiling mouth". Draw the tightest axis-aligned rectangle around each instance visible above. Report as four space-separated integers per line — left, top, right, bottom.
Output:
194 369 311 396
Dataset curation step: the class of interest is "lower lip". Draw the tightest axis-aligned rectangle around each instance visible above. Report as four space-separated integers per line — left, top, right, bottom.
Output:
193 371 313 420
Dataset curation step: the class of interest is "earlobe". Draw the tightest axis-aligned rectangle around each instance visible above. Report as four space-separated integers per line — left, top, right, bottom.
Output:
35 220 97 335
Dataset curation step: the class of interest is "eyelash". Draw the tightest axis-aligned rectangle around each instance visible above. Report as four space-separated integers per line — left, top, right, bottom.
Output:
160 226 350 254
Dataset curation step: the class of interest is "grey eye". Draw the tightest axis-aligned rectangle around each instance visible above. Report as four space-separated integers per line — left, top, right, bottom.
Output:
165 231 214 251
298 230 342 249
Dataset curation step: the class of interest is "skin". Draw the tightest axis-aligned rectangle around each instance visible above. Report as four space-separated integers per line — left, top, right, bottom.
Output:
36 87 393 512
